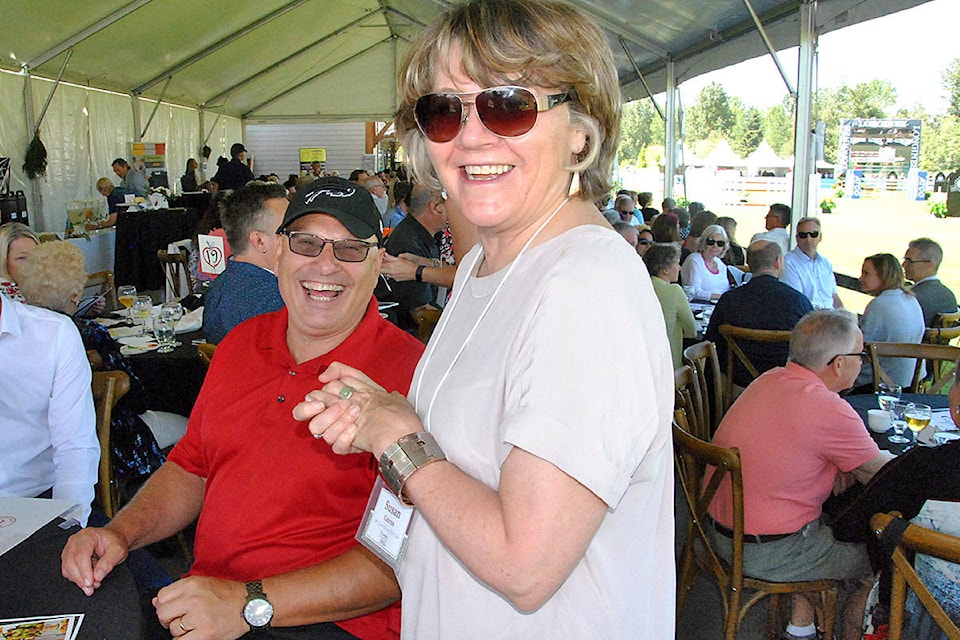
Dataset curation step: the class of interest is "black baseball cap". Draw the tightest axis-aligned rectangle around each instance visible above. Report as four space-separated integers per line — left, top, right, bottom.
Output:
277 176 384 243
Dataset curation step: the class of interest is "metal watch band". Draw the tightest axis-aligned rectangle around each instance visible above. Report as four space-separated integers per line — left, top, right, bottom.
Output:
379 432 446 505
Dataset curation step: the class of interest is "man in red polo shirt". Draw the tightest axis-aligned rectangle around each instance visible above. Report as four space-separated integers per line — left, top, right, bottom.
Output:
62 177 424 640
709 310 891 640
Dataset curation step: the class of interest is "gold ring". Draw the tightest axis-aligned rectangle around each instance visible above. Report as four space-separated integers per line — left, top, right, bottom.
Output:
339 385 354 400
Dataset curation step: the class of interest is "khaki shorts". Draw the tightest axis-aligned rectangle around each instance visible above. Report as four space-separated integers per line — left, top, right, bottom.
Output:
710 517 873 583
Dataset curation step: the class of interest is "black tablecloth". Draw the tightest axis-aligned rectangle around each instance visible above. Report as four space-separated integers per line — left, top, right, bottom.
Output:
0 519 142 638
127 330 206 418
114 208 198 291
845 393 950 453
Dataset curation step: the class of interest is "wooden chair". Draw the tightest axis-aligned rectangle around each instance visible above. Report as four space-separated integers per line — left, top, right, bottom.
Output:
718 324 792 404
84 270 119 311
871 512 960 640
866 342 960 394
86 349 104 371
157 247 191 299
673 422 839 640
922 326 960 382
91 371 131 519
410 306 441 344
682 340 726 430
933 310 960 329
675 365 709 441
197 342 217 368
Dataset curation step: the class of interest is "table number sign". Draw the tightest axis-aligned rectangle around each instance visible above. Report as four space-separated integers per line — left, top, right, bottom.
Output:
198 234 226 276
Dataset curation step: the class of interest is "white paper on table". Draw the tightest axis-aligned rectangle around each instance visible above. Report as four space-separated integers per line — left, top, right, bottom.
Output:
0 497 77 557
198 234 226 276
176 307 203 334
931 409 958 432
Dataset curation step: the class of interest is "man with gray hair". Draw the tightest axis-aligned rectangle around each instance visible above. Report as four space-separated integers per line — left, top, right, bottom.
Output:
903 237 958 326
709 309 891 640
705 240 813 388
781 216 843 310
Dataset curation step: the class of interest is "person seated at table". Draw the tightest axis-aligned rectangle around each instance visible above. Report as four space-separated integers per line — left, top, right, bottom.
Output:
202 182 287 344
716 216 745 267
18 240 187 499
705 240 812 389
0 291 97 525
902 237 958 327
680 209 717 265
112 158 149 198
710 309 892 640
62 176 424 639
644 242 696 369
0 221 39 301
650 211 680 244
88 177 129 231
681 223 731 301
854 253 925 391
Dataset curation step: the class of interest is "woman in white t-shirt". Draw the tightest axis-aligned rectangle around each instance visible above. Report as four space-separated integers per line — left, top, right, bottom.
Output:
681 223 731 301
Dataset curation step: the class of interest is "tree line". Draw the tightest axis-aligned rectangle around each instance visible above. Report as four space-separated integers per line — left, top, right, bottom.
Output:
619 57 960 174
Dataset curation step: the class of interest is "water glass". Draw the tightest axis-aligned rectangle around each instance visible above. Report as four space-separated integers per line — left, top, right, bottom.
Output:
132 296 153 333
888 401 912 444
161 302 184 324
876 382 902 412
153 316 177 353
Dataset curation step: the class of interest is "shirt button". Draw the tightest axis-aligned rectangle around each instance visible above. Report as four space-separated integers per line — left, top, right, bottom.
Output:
277 395 285 403
288 371 296 376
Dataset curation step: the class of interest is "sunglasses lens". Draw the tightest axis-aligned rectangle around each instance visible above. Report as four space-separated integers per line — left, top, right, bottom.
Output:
415 94 463 143
475 87 539 137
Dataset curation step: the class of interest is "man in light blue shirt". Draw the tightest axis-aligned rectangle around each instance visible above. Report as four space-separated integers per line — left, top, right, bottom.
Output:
111 158 149 197
781 217 844 310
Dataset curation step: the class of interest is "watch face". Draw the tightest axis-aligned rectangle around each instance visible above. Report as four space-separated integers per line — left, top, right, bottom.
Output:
243 598 274 627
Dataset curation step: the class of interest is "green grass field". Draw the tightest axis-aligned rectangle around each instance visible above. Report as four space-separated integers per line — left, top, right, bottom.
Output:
709 195 959 315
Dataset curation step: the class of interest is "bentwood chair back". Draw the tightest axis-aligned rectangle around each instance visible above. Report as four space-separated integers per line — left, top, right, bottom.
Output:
91 370 131 519
157 247 191 300
83 270 119 311
871 512 960 640
197 342 217 368
682 340 726 432
410 306 442 344
673 422 839 640
867 342 960 394
922 326 960 381
675 365 709 441
717 325 792 407
934 310 960 329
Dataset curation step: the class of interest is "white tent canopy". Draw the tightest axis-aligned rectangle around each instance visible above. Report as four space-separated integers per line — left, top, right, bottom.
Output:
746 140 793 169
0 0 932 231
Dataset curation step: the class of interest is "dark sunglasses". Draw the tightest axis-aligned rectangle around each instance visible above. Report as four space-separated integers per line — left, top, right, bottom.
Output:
415 86 571 143
704 238 726 247
282 231 378 262
797 230 820 239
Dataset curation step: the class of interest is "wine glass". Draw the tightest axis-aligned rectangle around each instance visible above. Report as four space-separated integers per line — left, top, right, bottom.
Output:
876 382 902 413
904 403 932 443
132 295 153 334
888 401 912 444
117 285 137 321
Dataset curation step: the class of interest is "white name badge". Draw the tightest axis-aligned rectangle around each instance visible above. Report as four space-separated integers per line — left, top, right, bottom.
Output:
356 477 415 570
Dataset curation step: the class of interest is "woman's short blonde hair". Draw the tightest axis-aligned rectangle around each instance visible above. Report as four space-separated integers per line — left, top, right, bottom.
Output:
0 222 40 280
96 177 114 194
395 0 621 202
17 240 87 314
697 224 729 257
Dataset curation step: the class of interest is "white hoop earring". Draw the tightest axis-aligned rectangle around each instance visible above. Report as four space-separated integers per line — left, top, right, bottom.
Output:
568 172 581 197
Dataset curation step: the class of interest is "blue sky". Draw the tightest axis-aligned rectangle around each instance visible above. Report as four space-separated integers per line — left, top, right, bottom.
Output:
678 0 957 114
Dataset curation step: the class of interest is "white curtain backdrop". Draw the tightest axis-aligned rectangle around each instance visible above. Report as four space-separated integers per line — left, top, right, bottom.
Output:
0 69 242 233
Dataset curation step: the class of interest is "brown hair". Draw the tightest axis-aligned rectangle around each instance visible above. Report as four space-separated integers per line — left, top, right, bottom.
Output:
863 253 909 295
394 0 620 202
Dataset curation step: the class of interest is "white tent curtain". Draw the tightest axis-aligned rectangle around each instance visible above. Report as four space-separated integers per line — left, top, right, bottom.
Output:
0 69 242 233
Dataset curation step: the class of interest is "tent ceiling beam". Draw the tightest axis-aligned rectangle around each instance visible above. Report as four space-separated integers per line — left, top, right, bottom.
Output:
201 9 384 108
25 0 153 71
562 0 670 58
244 36 395 117
741 0 797 96
618 37 664 121
133 0 310 96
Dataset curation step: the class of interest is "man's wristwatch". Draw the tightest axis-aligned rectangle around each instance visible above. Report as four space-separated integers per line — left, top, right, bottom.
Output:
415 265 425 282
243 580 274 632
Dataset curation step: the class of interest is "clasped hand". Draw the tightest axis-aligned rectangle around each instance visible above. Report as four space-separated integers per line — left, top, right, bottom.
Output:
293 362 422 458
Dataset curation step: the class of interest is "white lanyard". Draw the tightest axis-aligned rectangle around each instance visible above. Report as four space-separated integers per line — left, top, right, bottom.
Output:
413 197 570 431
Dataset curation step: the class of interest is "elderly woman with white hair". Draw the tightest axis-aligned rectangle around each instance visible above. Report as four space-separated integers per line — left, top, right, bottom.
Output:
18 241 187 498
681 222 732 301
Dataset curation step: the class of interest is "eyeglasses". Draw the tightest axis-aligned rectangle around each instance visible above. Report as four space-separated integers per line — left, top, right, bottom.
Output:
827 351 868 365
797 230 820 239
705 238 726 247
902 257 931 264
414 86 571 143
282 231 378 262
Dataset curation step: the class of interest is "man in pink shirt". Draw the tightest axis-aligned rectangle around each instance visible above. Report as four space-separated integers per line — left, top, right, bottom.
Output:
709 309 891 640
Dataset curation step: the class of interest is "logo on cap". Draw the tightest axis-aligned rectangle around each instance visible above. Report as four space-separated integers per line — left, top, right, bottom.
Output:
303 187 356 204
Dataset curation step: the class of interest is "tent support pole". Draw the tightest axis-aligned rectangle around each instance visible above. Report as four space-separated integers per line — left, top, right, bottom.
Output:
619 37 664 121
131 93 143 143
664 60 677 201
22 68 44 226
790 0 817 234
741 0 796 97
